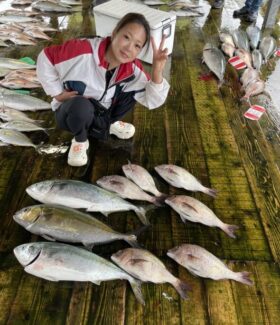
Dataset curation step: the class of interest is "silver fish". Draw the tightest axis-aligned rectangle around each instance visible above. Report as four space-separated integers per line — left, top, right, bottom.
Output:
203 43 226 83
251 49 263 71
14 242 145 305
122 162 167 199
0 129 37 148
0 78 40 89
0 120 48 132
111 248 191 300
0 92 51 111
168 10 203 17
155 164 217 197
231 29 250 52
165 195 238 238
96 175 162 206
0 15 38 24
167 244 253 285
259 36 277 63
13 204 139 248
26 179 152 225
144 0 165 5
32 1 74 12
246 25 261 49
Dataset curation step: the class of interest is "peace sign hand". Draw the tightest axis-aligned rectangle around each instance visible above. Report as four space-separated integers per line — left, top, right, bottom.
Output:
151 35 168 84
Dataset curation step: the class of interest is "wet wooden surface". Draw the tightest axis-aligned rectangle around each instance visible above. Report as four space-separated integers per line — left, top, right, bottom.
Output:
1 1 280 324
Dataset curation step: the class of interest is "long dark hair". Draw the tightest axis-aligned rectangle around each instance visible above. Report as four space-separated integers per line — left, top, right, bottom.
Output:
114 13 150 49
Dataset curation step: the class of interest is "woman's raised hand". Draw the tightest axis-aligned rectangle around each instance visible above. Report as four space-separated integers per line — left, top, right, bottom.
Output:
151 35 168 84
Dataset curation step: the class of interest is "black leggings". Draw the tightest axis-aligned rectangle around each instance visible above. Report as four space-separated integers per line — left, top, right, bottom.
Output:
55 96 134 142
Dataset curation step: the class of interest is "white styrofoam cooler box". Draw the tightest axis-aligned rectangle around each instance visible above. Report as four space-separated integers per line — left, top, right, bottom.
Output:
93 0 176 64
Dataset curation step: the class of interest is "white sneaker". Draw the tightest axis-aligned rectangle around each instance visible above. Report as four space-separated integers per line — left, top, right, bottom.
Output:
67 138 89 167
109 121 135 139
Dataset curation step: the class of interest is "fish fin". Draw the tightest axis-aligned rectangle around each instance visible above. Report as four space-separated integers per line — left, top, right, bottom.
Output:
129 279 145 305
203 187 218 198
83 243 94 251
235 271 253 286
222 224 239 238
41 234 56 241
172 279 192 300
135 205 155 225
179 214 187 224
91 280 101 285
186 266 200 277
187 253 200 261
124 235 140 248
100 211 110 217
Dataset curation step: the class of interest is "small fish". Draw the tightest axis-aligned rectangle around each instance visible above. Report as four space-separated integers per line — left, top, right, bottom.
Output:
96 175 163 206
242 79 265 101
240 68 259 89
14 242 145 305
111 248 191 300
155 164 217 197
165 195 238 238
167 244 253 285
231 29 250 52
122 162 167 199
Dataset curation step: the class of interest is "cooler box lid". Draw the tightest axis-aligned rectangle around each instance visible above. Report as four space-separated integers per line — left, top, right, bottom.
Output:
93 0 176 29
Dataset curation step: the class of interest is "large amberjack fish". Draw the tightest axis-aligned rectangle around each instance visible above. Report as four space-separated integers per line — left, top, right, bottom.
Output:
202 43 226 85
14 242 145 305
122 162 167 202
259 36 277 63
0 120 49 133
165 195 238 238
111 248 192 300
154 164 217 197
26 180 153 225
13 204 141 248
167 244 253 285
96 175 163 207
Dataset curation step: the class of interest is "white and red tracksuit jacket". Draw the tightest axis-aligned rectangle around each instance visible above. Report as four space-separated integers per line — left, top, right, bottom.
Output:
36 37 170 112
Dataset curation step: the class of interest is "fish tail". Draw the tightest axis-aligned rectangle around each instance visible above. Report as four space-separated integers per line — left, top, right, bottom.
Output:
222 224 239 238
135 206 154 225
155 193 169 205
151 196 165 207
129 279 145 305
235 271 253 286
124 234 140 248
172 279 192 300
203 187 218 198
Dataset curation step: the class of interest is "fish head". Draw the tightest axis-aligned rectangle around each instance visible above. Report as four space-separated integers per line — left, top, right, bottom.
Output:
111 248 134 266
154 164 173 177
167 245 181 259
13 205 42 228
14 243 42 267
26 181 54 201
164 195 178 207
122 163 137 177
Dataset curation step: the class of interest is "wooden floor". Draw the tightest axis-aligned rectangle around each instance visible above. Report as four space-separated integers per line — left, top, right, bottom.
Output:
1 1 280 324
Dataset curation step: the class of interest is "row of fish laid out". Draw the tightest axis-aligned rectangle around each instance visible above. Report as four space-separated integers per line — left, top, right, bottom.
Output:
13 241 253 305
24 163 238 238
31 0 83 13
220 28 277 70
0 23 53 47
11 0 82 7
0 69 41 89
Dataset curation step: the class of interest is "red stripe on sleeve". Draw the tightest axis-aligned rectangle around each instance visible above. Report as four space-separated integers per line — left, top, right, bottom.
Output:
44 39 93 65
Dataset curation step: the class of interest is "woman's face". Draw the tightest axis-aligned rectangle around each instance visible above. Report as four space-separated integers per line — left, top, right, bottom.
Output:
110 22 147 65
